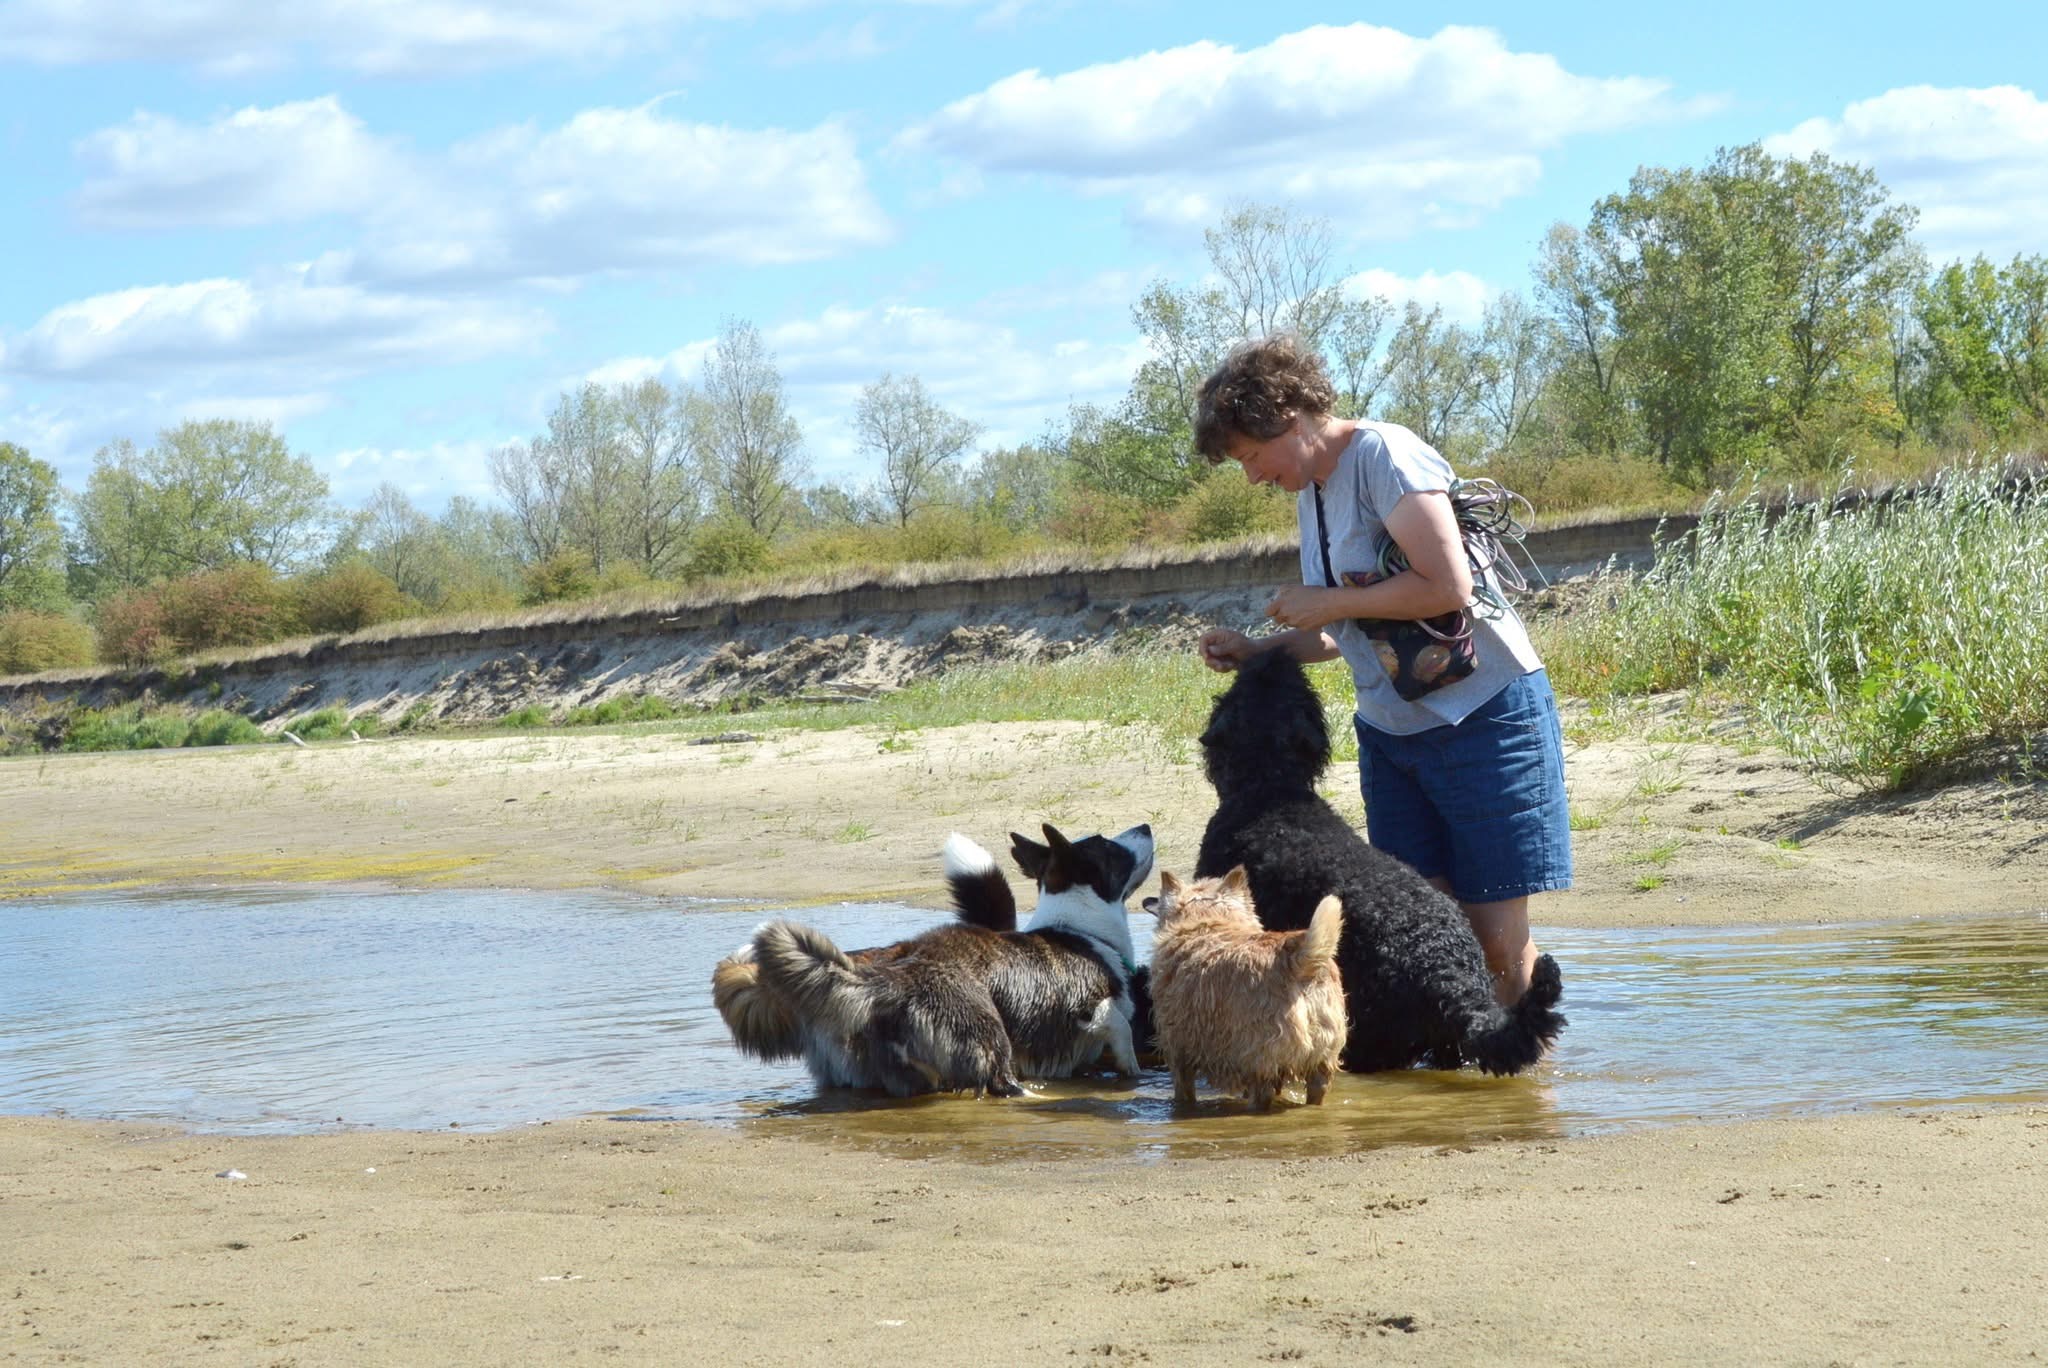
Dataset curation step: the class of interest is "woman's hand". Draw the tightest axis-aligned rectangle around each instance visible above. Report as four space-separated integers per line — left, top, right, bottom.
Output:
1197 628 1257 673
1264 585 1344 632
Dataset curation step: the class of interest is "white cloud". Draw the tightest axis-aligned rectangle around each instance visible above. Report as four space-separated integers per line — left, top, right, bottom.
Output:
1343 268 1493 327
327 100 892 287
1764 84 2048 260
897 23 1707 235
0 0 1028 75
0 270 548 384
0 0 751 76
70 96 893 287
328 438 504 505
75 96 403 228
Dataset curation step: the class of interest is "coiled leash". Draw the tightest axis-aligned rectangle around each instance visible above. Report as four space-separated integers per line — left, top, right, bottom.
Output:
1370 478 1545 642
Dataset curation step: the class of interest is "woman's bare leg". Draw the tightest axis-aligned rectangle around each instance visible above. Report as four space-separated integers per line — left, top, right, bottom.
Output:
1427 877 1537 1008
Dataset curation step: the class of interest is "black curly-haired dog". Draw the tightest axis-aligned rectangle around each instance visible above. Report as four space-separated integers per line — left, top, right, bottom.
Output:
1192 651 1565 1075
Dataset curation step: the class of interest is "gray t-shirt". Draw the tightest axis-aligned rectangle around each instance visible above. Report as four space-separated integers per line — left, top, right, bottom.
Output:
1298 421 1543 736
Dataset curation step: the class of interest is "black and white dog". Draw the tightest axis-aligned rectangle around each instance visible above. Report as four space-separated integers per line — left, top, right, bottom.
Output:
711 823 1154 1097
1194 652 1565 1075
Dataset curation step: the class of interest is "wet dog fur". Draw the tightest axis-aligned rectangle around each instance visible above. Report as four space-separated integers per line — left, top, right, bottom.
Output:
1148 867 1346 1111
712 823 1153 1096
1194 652 1566 1075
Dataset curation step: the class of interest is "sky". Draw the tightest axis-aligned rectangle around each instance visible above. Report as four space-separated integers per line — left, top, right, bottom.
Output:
2 1 2044 513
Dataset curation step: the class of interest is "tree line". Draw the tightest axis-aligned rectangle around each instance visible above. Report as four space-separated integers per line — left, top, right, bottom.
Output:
3 142 2043 674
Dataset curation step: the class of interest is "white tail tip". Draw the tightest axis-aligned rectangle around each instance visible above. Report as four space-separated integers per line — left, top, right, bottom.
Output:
943 832 996 877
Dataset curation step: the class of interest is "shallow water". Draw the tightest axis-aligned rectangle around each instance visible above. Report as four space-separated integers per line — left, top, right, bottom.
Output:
2 887 2045 1160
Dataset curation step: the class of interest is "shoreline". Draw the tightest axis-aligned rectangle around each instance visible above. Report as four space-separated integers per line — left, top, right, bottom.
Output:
6 719 2048 1362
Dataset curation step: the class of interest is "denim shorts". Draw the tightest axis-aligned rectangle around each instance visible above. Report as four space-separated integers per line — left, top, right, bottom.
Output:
1353 669 1573 904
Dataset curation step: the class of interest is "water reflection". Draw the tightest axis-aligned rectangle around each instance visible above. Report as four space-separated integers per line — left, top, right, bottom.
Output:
2 888 2045 1159
729 1068 1564 1163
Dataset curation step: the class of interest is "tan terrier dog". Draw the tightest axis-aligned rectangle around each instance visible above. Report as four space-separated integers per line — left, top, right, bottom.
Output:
1148 867 1347 1111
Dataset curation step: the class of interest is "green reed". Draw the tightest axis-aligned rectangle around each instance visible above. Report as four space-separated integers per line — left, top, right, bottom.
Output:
1538 462 2048 789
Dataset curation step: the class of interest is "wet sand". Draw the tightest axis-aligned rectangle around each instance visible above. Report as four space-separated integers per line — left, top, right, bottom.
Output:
4 718 2048 1363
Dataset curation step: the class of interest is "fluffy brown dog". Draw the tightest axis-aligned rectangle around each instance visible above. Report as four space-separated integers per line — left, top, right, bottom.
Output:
1148 867 1346 1111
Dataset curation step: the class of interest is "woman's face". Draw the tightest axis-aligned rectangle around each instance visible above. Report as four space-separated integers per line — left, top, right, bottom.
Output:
1225 416 1317 493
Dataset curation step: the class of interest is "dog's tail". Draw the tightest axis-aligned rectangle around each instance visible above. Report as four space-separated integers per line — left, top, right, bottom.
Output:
751 919 877 1037
1466 953 1567 1076
945 833 1017 932
1285 894 1345 982
711 942 806 1061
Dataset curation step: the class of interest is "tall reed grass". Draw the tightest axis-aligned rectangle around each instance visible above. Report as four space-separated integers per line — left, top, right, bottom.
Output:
1538 463 2048 789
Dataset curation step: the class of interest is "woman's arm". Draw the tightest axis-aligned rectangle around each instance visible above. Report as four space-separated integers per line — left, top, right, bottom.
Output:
1198 625 1341 672
1266 489 1472 630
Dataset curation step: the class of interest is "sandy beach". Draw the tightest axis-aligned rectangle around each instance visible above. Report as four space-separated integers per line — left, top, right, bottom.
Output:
4 714 2047 1364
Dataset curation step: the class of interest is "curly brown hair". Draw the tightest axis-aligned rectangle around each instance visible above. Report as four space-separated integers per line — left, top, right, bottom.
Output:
1193 334 1338 464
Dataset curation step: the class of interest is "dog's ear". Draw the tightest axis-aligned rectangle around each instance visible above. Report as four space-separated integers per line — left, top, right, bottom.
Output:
1159 869 1182 895
1039 822 1073 857
1220 865 1252 898
1009 831 1049 880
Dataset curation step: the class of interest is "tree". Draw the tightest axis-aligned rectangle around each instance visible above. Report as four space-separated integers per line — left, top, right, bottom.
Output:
963 445 1065 535
1533 223 1626 454
1101 202 1389 499
1380 303 1484 456
356 483 438 600
0 443 67 612
1328 294 1396 419
689 320 807 537
614 376 701 574
491 379 704 578
855 374 982 526
487 433 567 566
1919 253 2048 439
1471 292 1558 455
69 420 330 595
1583 144 1918 479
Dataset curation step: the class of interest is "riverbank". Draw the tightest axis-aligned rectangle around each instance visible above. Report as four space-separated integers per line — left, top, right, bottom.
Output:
4 715 2046 1364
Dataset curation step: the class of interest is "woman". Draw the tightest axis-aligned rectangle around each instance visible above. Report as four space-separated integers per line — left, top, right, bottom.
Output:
1191 334 1570 1007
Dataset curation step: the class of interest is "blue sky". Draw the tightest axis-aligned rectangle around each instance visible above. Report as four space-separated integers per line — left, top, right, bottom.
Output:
3 1 2044 512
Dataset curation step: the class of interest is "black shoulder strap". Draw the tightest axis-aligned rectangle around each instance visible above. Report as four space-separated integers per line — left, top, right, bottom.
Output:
1311 485 1337 588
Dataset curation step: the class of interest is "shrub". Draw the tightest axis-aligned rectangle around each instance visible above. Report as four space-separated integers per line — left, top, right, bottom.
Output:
295 560 410 633
593 560 653 594
500 704 551 728
1474 450 1688 519
687 521 772 580
0 610 97 673
1178 469 1294 543
94 587 177 666
435 578 522 614
561 693 679 726
521 551 597 605
284 707 353 741
187 709 265 747
156 562 290 651
1047 486 1144 550
65 705 151 752
898 507 1021 564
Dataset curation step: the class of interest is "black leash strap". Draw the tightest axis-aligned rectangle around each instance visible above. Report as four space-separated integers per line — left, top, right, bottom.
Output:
1312 485 1337 589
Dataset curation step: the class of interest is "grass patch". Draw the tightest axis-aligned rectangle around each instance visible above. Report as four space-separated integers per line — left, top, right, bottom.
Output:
1537 461 2048 791
284 707 352 741
646 651 1358 768
561 694 680 727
